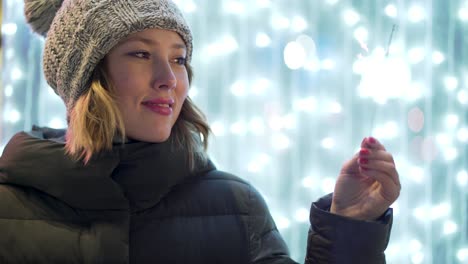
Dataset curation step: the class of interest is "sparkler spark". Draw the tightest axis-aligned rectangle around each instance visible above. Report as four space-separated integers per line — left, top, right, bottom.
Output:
355 24 401 135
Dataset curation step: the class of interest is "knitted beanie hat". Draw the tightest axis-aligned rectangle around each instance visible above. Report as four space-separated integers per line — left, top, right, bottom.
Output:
24 0 193 111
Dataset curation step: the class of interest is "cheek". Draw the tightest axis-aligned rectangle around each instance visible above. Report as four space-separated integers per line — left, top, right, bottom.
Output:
176 71 190 97
109 68 146 98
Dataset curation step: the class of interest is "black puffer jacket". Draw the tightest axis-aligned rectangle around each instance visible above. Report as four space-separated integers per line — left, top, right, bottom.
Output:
0 127 393 263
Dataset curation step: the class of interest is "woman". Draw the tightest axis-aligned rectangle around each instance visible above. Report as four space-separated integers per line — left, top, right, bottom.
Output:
0 0 401 263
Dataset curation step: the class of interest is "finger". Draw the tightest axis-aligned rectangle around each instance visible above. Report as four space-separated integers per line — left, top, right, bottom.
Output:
358 158 400 188
342 153 360 173
359 166 401 202
359 148 395 163
361 136 387 151
359 149 400 187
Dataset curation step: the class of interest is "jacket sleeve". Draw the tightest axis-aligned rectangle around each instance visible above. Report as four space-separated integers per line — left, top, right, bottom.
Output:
247 184 299 264
305 193 393 264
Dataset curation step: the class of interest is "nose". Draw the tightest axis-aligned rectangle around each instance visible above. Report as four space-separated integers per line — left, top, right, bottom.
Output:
152 61 177 90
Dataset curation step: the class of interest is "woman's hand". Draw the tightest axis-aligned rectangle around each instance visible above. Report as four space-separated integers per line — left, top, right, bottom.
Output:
330 137 401 221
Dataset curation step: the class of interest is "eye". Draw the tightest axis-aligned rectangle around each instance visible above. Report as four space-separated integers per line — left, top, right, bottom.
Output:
174 57 187 65
129 51 150 59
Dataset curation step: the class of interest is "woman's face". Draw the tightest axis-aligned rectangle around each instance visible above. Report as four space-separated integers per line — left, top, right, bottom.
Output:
104 28 189 142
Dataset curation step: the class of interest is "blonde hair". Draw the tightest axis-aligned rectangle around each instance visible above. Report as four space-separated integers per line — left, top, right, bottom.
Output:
65 64 211 170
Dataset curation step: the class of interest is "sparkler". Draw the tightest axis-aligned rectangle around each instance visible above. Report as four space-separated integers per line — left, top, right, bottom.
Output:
366 24 399 133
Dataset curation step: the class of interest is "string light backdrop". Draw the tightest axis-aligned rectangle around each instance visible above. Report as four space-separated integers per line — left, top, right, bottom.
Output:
2 0 468 263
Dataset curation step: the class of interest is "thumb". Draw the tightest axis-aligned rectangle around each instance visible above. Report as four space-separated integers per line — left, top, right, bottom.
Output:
340 153 360 174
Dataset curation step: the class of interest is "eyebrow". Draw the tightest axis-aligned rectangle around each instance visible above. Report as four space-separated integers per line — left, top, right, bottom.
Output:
123 36 187 50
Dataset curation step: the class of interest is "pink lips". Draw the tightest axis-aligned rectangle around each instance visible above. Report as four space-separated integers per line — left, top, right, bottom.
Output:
142 98 174 116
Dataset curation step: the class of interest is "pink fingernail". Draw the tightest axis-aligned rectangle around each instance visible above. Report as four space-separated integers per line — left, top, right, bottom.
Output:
369 137 377 144
360 148 370 156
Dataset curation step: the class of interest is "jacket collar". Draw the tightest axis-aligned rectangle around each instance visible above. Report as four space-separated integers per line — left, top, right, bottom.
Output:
0 126 215 211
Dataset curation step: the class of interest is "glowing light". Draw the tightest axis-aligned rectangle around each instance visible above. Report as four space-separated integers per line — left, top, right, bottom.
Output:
458 248 468 262
408 47 426 64
223 1 245 15
296 35 316 53
256 0 271 8
302 176 314 188
282 114 297 130
294 208 310 222
408 166 424 183
247 153 271 173
230 80 247 97
444 147 458 161
5 48 14 60
321 59 336 70
445 114 459 129
408 5 426 23
459 8 468 21
325 0 339 5
457 128 468 142
247 162 262 173
271 14 290 30
443 220 458 235
249 117 265 135
321 177 335 194
275 216 291 229
291 16 308 32
189 86 199 98
406 82 425 101
458 90 468 104
457 171 468 186
256 32 271 47
328 101 342 114
4 109 21 123
430 203 451 220
411 252 424 264
252 78 271 95
385 4 398 18
408 107 425 133
357 48 411 103
269 116 284 131
175 0 197 13
353 60 366 74
436 133 451 146
413 206 427 221
184 1 197 13
304 59 321 72
4 85 13 97
11 68 23 81
293 97 317 113
372 121 399 139
432 51 445 64
211 121 226 136
230 121 247 135
321 137 335 149
343 9 360 26
409 239 423 251
48 118 66 129
204 35 239 57
271 133 291 150
354 26 369 42
444 76 459 91
1 23 17 35
386 244 401 259
284 41 307 70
